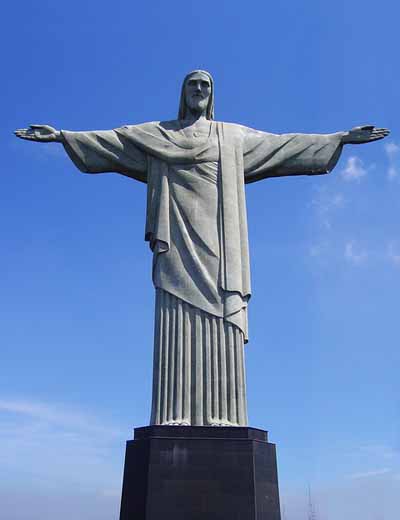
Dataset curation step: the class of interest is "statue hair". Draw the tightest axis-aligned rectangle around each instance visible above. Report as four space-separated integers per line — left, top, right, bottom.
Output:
178 70 215 121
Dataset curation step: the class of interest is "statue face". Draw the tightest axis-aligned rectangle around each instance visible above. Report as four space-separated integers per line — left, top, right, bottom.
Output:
184 72 211 115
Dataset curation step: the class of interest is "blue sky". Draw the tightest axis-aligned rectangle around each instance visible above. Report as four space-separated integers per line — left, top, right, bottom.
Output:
2 1 399 518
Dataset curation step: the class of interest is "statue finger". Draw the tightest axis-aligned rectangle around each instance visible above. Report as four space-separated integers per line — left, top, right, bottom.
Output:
360 125 375 131
373 130 389 138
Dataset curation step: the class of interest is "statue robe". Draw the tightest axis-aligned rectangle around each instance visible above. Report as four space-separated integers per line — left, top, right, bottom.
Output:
61 121 343 426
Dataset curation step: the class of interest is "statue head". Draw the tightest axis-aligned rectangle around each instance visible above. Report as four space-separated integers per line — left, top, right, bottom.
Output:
178 70 214 120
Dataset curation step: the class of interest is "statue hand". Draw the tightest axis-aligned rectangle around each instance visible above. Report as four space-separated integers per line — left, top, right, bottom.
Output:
341 125 390 145
14 124 61 143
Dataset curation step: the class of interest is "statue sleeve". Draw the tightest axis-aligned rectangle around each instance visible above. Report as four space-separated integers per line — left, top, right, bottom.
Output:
242 127 343 184
61 129 148 183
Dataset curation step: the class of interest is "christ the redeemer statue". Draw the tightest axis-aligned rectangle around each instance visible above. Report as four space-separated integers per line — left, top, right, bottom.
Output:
15 70 389 427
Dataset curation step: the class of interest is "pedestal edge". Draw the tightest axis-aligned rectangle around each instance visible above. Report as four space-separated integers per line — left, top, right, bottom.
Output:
133 425 269 442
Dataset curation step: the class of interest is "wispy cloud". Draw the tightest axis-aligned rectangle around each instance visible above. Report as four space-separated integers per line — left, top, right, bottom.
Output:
0 488 119 520
0 397 124 492
311 186 345 230
309 241 329 258
341 156 367 182
282 476 400 520
344 241 368 264
387 241 400 266
385 142 400 158
344 443 400 484
311 239 400 267
347 468 391 480
384 142 400 180
0 398 121 437
357 444 399 460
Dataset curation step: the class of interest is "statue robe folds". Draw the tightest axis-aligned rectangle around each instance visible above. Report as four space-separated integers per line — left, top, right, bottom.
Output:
61 121 343 426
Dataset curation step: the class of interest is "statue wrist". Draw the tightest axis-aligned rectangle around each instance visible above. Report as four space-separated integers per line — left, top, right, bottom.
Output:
339 131 350 144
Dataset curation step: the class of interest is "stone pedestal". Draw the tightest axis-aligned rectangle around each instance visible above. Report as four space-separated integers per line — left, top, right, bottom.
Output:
119 425 281 520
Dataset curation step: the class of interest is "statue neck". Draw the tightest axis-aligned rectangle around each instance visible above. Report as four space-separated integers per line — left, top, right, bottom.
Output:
183 109 208 125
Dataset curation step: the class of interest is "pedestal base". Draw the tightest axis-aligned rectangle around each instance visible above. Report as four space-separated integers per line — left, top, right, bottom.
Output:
119 426 281 520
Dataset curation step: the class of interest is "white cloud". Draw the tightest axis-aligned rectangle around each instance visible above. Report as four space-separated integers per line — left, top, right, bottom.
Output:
341 156 367 182
384 142 400 158
344 241 368 264
384 142 400 180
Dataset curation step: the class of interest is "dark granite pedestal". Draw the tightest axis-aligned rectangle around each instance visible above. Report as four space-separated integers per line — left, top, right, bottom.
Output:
119 425 281 520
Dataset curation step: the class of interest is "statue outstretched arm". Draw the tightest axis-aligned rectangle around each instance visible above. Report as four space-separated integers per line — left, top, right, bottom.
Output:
243 125 390 184
14 124 147 183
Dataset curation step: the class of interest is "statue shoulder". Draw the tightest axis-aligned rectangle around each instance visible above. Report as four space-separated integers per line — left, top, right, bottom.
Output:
119 121 161 132
215 121 254 141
